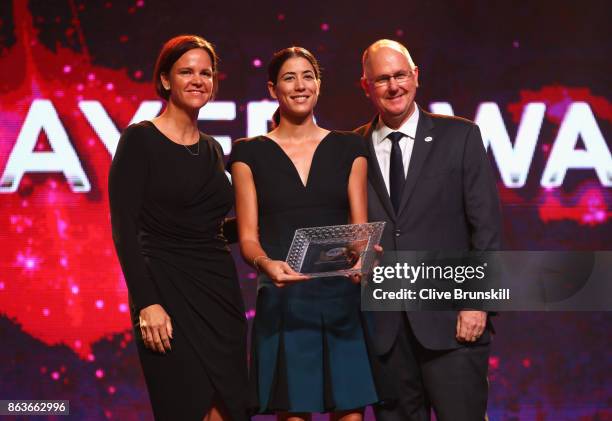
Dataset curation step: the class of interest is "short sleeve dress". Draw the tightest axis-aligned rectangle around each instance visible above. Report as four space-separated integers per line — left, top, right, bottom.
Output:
109 121 248 421
227 130 379 414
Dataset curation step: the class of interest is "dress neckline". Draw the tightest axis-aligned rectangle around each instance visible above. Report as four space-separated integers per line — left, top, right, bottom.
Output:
261 131 333 189
145 120 201 147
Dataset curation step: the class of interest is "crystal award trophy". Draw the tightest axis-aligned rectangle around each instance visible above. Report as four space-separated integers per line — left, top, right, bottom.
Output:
285 222 386 277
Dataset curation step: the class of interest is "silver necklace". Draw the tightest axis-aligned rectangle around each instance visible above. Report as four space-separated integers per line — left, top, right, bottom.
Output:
183 140 200 156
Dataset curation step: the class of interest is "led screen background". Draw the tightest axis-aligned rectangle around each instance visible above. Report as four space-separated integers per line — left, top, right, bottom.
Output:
0 0 610 420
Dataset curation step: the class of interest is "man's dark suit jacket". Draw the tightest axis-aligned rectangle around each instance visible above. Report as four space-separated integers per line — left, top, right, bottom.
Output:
355 108 502 354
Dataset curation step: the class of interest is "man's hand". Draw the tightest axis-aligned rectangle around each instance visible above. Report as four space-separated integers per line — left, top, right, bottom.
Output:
456 310 486 343
139 304 173 353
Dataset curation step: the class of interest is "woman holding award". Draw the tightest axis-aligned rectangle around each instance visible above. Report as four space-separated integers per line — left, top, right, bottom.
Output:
228 47 379 420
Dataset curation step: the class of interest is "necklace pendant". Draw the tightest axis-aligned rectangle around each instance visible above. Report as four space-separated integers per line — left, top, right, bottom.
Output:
183 141 200 156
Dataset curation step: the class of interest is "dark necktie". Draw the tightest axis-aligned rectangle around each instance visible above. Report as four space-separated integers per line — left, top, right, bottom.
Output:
387 131 405 213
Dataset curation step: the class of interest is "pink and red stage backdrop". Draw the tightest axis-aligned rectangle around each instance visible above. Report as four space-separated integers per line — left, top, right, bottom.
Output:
0 1 610 420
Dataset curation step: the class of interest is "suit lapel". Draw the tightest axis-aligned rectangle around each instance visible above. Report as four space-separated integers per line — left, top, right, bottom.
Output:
397 108 435 216
364 116 396 221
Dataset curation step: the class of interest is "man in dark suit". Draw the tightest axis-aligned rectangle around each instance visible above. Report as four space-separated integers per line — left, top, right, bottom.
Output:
355 39 502 421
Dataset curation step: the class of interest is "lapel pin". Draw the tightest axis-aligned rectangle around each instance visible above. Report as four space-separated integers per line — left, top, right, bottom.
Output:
424 136 433 142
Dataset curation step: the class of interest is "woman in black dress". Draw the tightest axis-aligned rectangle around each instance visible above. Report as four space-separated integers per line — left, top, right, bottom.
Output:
109 35 247 421
228 47 378 420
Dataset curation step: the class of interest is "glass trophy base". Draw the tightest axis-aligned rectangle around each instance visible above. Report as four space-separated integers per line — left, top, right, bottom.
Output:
285 221 386 277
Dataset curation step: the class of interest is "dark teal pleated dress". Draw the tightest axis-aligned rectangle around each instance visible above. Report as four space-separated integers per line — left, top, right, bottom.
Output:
228 131 379 414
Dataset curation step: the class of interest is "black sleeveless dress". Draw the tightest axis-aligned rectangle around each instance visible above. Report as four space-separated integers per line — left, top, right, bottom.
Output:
228 131 379 414
109 121 247 421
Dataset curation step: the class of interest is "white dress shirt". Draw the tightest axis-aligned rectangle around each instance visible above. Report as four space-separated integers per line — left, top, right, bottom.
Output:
371 106 419 194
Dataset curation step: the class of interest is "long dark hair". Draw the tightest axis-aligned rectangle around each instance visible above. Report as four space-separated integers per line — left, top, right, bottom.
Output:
267 46 321 126
153 35 219 101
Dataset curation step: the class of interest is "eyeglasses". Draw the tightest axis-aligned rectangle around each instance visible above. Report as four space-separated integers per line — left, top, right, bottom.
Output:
369 71 414 88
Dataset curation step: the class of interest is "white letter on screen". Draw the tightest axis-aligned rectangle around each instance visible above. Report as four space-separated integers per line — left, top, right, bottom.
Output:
79 100 163 157
541 102 612 187
198 101 236 155
247 101 278 138
429 102 455 116
0 99 90 193
475 102 546 188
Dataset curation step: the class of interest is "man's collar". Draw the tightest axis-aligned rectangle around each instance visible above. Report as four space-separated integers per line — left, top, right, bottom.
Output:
375 105 420 144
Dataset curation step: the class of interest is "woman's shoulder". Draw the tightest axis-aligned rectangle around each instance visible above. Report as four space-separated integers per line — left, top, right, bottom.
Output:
117 121 158 152
230 136 269 153
112 121 159 163
200 133 226 157
226 136 269 170
123 120 155 136
327 130 368 153
233 135 269 145
328 130 365 141
120 120 159 144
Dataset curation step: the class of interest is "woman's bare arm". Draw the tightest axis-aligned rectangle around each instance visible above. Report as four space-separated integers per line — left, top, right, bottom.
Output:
231 162 309 286
347 157 368 224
